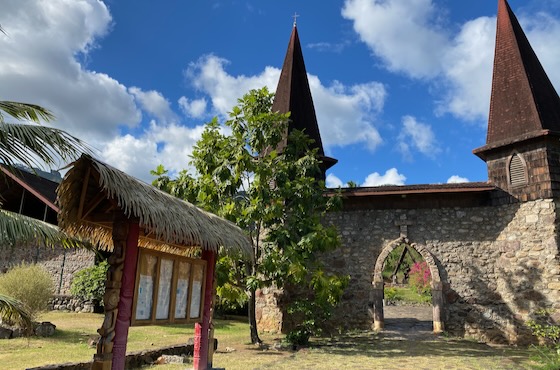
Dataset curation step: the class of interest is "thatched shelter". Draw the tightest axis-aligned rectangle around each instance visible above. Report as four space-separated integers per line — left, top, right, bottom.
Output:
57 155 251 370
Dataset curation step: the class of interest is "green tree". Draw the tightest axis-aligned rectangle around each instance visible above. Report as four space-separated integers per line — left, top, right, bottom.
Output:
153 87 347 344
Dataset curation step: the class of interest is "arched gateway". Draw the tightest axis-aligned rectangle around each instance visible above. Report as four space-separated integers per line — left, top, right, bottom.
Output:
371 237 444 333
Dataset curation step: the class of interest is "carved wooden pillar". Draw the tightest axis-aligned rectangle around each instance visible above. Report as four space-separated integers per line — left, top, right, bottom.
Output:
432 281 444 333
193 249 216 370
112 218 140 370
91 215 139 370
372 281 384 331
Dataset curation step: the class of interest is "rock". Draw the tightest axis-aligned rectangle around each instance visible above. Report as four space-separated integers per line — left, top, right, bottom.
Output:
34 322 56 337
154 355 185 364
88 335 100 348
0 326 13 339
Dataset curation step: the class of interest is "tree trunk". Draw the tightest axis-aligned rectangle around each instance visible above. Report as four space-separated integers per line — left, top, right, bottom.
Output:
248 287 262 344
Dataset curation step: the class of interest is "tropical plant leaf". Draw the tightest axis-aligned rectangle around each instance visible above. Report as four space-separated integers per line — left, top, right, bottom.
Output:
0 293 33 331
0 209 90 249
0 122 91 169
0 101 55 124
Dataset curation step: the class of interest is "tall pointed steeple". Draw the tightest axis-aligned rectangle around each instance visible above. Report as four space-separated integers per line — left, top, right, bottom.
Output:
474 0 560 201
476 0 560 152
272 24 337 177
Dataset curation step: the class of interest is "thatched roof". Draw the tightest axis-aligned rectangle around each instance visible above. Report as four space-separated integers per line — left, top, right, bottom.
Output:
57 155 251 257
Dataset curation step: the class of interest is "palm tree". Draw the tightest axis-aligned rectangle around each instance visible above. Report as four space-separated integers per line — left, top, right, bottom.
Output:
0 101 91 245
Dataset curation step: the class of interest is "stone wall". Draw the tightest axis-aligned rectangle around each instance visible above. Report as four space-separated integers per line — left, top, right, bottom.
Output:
48 295 97 313
0 244 94 295
257 198 560 344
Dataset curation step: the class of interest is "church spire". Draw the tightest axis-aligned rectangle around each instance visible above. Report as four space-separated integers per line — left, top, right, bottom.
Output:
474 0 560 201
477 0 560 154
272 24 337 176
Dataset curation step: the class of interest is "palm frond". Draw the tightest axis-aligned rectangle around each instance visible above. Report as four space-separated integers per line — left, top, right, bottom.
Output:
0 209 90 249
0 101 54 123
0 122 91 169
0 293 32 330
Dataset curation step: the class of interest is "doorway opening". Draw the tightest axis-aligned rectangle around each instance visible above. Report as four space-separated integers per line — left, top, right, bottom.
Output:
372 238 444 334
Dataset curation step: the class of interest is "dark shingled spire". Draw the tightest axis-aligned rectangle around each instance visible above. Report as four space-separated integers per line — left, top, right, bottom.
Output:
272 25 337 174
475 0 560 157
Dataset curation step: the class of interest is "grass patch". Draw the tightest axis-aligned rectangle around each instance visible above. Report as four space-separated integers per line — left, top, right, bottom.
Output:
1 311 537 370
385 286 431 305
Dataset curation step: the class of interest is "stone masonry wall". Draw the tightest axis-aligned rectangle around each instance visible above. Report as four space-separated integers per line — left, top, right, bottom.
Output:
257 199 560 344
0 244 94 295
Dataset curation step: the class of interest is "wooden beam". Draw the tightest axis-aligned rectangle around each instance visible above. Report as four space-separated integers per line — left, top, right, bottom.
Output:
82 191 107 220
77 166 90 220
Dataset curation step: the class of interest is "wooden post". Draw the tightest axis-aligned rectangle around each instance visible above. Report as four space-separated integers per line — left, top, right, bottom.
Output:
432 281 444 333
92 216 127 370
372 282 384 331
193 249 216 370
112 219 140 370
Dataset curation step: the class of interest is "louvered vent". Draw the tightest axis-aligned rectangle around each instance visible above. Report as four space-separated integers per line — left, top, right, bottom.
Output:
509 154 526 186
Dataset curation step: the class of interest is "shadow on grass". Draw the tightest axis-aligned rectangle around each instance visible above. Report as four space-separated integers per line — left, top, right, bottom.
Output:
308 331 531 367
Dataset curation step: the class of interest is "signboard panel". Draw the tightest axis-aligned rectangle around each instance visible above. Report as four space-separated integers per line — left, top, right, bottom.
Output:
132 249 206 325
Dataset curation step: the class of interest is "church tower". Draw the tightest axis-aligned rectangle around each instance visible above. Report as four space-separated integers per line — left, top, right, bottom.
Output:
473 0 560 201
272 23 337 180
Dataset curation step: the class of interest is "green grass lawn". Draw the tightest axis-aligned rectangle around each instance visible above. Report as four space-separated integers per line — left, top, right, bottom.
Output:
0 311 541 370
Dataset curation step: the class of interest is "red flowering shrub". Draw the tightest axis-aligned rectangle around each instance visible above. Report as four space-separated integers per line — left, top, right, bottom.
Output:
408 261 431 295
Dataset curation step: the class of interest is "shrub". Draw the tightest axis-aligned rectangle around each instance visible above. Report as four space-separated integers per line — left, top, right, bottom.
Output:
408 261 431 295
70 261 109 305
384 287 401 302
0 263 54 322
527 308 560 369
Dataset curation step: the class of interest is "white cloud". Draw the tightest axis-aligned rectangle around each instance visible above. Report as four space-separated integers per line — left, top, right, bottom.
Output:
100 121 205 182
438 16 496 122
362 168 406 186
326 173 344 188
178 96 208 118
129 87 177 124
0 0 141 145
398 115 440 160
342 0 449 79
342 1 560 124
186 54 387 152
447 175 469 184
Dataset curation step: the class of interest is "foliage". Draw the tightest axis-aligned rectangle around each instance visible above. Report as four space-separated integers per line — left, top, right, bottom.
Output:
152 87 348 343
527 309 560 369
381 244 421 282
70 261 109 305
408 261 432 295
0 293 33 331
384 287 401 302
0 98 90 249
0 263 54 322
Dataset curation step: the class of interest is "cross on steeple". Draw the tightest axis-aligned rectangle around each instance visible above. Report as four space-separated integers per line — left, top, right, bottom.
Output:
292 12 299 27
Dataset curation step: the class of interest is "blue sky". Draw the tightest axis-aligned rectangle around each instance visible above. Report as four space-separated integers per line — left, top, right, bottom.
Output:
1 0 560 188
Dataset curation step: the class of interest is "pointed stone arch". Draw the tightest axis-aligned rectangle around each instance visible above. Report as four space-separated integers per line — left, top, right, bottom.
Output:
371 237 444 333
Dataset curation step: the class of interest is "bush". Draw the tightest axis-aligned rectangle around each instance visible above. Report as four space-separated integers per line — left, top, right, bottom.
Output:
408 261 431 295
70 261 108 305
527 308 560 369
0 263 54 321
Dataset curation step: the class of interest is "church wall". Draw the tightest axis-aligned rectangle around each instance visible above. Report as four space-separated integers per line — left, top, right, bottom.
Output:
0 244 95 295
257 198 560 344
320 198 560 344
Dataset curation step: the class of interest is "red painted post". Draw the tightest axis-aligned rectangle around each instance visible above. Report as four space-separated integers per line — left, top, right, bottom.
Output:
111 221 140 370
193 249 216 370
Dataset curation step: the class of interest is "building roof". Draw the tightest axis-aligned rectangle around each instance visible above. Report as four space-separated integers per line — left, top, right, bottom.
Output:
474 0 560 158
57 155 252 257
330 182 499 210
272 25 337 171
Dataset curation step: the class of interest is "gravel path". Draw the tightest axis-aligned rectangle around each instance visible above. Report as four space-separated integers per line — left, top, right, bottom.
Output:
381 305 439 341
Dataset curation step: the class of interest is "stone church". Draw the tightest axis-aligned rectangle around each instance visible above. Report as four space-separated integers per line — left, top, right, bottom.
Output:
257 0 560 344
